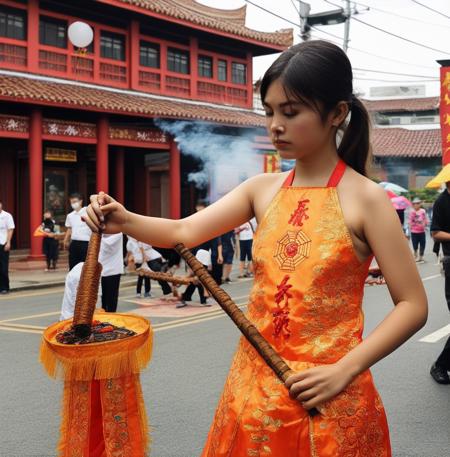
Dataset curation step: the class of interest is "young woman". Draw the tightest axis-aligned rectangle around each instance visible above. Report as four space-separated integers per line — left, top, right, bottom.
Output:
83 41 427 456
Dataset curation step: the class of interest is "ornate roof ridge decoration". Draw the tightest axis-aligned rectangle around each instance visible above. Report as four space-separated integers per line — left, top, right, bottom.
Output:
0 75 266 128
362 96 440 113
171 0 247 25
112 0 293 47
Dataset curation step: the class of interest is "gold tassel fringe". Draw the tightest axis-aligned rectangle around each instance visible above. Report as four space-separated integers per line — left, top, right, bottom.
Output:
39 331 153 381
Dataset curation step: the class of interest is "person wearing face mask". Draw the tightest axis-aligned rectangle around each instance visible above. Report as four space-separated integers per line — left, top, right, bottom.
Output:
64 193 92 270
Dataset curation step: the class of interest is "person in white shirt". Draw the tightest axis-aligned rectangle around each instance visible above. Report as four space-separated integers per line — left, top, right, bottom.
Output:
59 262 86 321
64 193 92 270
177 249 212 308
126 236 149 298
0 201 15 294
139 241 171 297
99 233 124 312
59 233 124 320
235 217 257 278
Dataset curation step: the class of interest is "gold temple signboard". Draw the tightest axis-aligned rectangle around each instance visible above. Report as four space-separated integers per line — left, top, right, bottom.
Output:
45 147 77 162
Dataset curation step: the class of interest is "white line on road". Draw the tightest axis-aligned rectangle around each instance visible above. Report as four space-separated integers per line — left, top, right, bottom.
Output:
419 324 450 343
422 274 441 282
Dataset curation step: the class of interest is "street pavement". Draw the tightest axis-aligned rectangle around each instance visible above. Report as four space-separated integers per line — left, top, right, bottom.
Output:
0 254 449 457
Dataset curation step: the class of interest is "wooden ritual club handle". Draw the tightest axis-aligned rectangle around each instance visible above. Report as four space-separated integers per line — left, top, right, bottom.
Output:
174 243 319 417
72 231 103 338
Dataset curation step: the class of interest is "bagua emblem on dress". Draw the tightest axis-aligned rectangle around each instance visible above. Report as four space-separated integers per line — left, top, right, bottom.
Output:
274 198 312 271
274 230 311 271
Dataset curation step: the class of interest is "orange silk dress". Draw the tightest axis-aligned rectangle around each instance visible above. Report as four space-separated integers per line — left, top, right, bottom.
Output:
201 160 391 457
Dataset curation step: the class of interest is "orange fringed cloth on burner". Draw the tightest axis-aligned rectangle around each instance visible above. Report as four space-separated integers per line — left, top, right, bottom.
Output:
39 231 153 457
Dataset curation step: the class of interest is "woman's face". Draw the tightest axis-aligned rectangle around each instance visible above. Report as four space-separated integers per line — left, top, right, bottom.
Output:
263 78 339 160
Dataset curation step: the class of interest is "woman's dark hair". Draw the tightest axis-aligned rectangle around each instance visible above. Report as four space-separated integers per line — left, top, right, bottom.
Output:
260 40 371 176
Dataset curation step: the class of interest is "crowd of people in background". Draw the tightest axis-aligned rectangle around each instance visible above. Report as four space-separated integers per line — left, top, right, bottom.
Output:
2 188 449 388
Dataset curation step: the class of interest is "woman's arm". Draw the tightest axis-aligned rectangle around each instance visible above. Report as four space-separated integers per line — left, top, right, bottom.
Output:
432 230 450 242
84 175 264 249
336 185 428 377
287 184 428 410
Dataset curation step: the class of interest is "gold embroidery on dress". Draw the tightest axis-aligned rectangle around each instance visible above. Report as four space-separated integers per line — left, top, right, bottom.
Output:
245 369 284 456
102 377 133 456
62 380 90 457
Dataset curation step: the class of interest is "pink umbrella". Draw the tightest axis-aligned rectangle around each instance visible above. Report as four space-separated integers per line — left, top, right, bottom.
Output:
391 195 412 210
386 189 398 199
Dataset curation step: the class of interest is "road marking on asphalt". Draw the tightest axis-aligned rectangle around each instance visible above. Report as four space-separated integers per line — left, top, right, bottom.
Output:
419 324 450 343
0 283 137 301
0 322 46 330
0 325 43 334
0 299 249 335
0 311 61 323
153 302 248 331
0 287 66 300
422 274 441 282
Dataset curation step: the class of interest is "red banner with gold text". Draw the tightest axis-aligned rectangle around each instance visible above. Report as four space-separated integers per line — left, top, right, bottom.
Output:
441 66 450 164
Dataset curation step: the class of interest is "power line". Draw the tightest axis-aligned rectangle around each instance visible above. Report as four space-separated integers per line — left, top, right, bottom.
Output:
319 0 449 55
353 77 439 83
304 31 438 79
245 0 441 78
352 67 438 79
289 0 299 15
350 15 450 54
410 0 450 20
308 32 437 71
336 0 450 29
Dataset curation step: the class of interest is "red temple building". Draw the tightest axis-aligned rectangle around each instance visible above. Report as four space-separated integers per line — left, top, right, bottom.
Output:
0 0 292 256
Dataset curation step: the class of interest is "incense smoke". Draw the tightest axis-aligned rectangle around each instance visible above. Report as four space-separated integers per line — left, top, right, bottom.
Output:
155 120 263 200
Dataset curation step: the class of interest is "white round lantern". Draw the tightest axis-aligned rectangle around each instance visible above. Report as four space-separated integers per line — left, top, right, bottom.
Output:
68 21 94 48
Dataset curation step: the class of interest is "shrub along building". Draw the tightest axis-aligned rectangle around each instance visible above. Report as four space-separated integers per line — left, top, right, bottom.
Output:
0 0 292 256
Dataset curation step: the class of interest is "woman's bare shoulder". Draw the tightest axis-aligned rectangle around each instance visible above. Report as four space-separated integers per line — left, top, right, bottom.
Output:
343 167 388 205
245 172 290 219
246 171 289 186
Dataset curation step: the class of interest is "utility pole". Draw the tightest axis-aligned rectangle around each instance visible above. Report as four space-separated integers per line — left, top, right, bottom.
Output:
298 1 311 41
297 1 364 54
343 0 351 53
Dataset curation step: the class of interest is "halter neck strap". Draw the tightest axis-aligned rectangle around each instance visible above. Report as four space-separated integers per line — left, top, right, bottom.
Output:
282 159 347 188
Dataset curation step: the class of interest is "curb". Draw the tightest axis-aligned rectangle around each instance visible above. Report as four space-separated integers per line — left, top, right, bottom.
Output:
9 277 137 293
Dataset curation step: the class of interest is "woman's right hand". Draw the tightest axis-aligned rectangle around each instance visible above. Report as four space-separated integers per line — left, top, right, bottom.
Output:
83 192 129 234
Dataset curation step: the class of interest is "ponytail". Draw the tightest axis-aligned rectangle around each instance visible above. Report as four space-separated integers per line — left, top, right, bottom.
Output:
337 95 371 176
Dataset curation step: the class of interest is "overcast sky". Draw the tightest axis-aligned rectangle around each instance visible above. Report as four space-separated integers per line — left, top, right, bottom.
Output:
199 0 449 97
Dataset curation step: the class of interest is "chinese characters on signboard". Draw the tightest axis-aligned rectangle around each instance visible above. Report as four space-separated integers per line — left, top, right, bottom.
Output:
440 66 450 164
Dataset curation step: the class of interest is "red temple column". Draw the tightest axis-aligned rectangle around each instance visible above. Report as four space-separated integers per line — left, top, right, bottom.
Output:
29 109 43 258
169 139 181 219
129 20 140 91
27 0 39 73
96 117 109 194
115 148 125 204
190 37 198 99
246 52 253 109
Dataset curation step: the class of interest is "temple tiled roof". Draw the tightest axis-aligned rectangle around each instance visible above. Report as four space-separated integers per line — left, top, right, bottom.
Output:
372 127 441 158
362 97 439 113
108 0 293 48
0 74 266 128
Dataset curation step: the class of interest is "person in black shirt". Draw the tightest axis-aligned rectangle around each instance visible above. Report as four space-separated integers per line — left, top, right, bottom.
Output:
42 209 59 271
430 184 450 384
